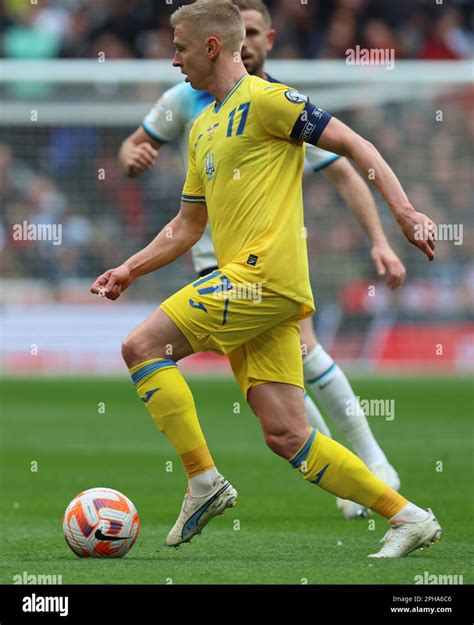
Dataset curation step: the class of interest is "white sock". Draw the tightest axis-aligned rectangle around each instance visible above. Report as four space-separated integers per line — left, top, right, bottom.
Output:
303 344 388 467
189 467 220 497
390 502 429 523
304 391 332 437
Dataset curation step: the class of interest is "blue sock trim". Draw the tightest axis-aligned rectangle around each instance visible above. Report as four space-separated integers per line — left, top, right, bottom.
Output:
290 428 317 468
131 359 176 385
311 462 330 484
306 362 336 386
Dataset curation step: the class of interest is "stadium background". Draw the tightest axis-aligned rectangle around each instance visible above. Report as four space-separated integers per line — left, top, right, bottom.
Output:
0 0 473 593
1 0 473 376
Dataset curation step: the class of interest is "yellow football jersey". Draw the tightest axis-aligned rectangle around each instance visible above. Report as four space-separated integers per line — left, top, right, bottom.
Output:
182 74 315 319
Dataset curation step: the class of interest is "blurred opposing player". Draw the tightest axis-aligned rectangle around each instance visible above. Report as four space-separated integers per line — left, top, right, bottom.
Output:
119 0 403 519
95 0 441 557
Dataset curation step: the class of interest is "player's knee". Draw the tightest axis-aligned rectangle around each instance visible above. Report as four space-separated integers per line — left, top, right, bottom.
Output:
263 429 303 460
121 334 140 368
122 329 169 368
121 332 157 368
263 431 285 457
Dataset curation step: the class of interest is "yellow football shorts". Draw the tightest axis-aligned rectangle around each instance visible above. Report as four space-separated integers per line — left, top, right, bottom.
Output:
160 267 304 398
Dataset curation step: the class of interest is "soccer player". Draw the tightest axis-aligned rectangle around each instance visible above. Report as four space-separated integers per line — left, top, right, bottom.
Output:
119 0 404 519
94 0 440 557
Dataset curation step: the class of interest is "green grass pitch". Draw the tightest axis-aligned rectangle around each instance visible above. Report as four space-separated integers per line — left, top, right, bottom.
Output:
0 376 472 585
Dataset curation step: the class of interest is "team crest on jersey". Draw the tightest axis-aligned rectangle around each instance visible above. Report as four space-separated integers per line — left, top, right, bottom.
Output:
205 151 216 180
285 90 308 104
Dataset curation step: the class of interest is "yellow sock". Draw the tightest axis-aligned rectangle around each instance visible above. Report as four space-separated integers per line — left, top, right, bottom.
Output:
290 428 407 518
130 358 215 479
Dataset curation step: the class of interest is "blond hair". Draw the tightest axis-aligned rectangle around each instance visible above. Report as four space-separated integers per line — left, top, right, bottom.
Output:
170 0 246 52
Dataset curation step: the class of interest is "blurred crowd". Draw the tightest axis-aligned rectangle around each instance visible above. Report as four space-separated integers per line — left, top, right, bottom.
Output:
0 0 472 316
1 0 472 61
1 89 472 314
0 130 186 289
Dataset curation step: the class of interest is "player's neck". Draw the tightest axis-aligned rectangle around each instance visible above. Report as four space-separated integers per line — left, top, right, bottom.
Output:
210 62 248 104
252 66 267 80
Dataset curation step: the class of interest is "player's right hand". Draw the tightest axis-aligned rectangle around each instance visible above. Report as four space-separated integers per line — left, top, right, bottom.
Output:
397 210 436 261
90 265 133 300
125 143 158 175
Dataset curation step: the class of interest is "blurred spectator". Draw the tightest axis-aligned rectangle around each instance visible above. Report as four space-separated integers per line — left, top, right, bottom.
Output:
3 5 61 58
90 32 135 60
361 19 403 58
421 8 473 60
0 144 34 204
136 27 175 60
1 0 472 61
315 6 358 59
31 0 71 40
27 175 67 223
59 8 95 59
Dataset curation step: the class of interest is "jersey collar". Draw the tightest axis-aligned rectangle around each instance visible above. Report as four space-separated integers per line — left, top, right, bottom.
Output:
213 73 249 113
265 73 280 84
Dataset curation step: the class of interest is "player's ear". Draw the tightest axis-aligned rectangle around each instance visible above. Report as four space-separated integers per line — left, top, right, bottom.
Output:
206 36 220 58
266 28 276 52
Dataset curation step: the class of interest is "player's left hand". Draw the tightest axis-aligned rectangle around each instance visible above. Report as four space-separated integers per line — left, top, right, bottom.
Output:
371 243 406 290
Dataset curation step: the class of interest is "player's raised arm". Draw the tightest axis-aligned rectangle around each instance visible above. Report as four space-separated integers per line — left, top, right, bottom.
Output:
119 85 186 177
90 199 207 300
307 114 436 261
118 126 161 178
320 156 406 289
